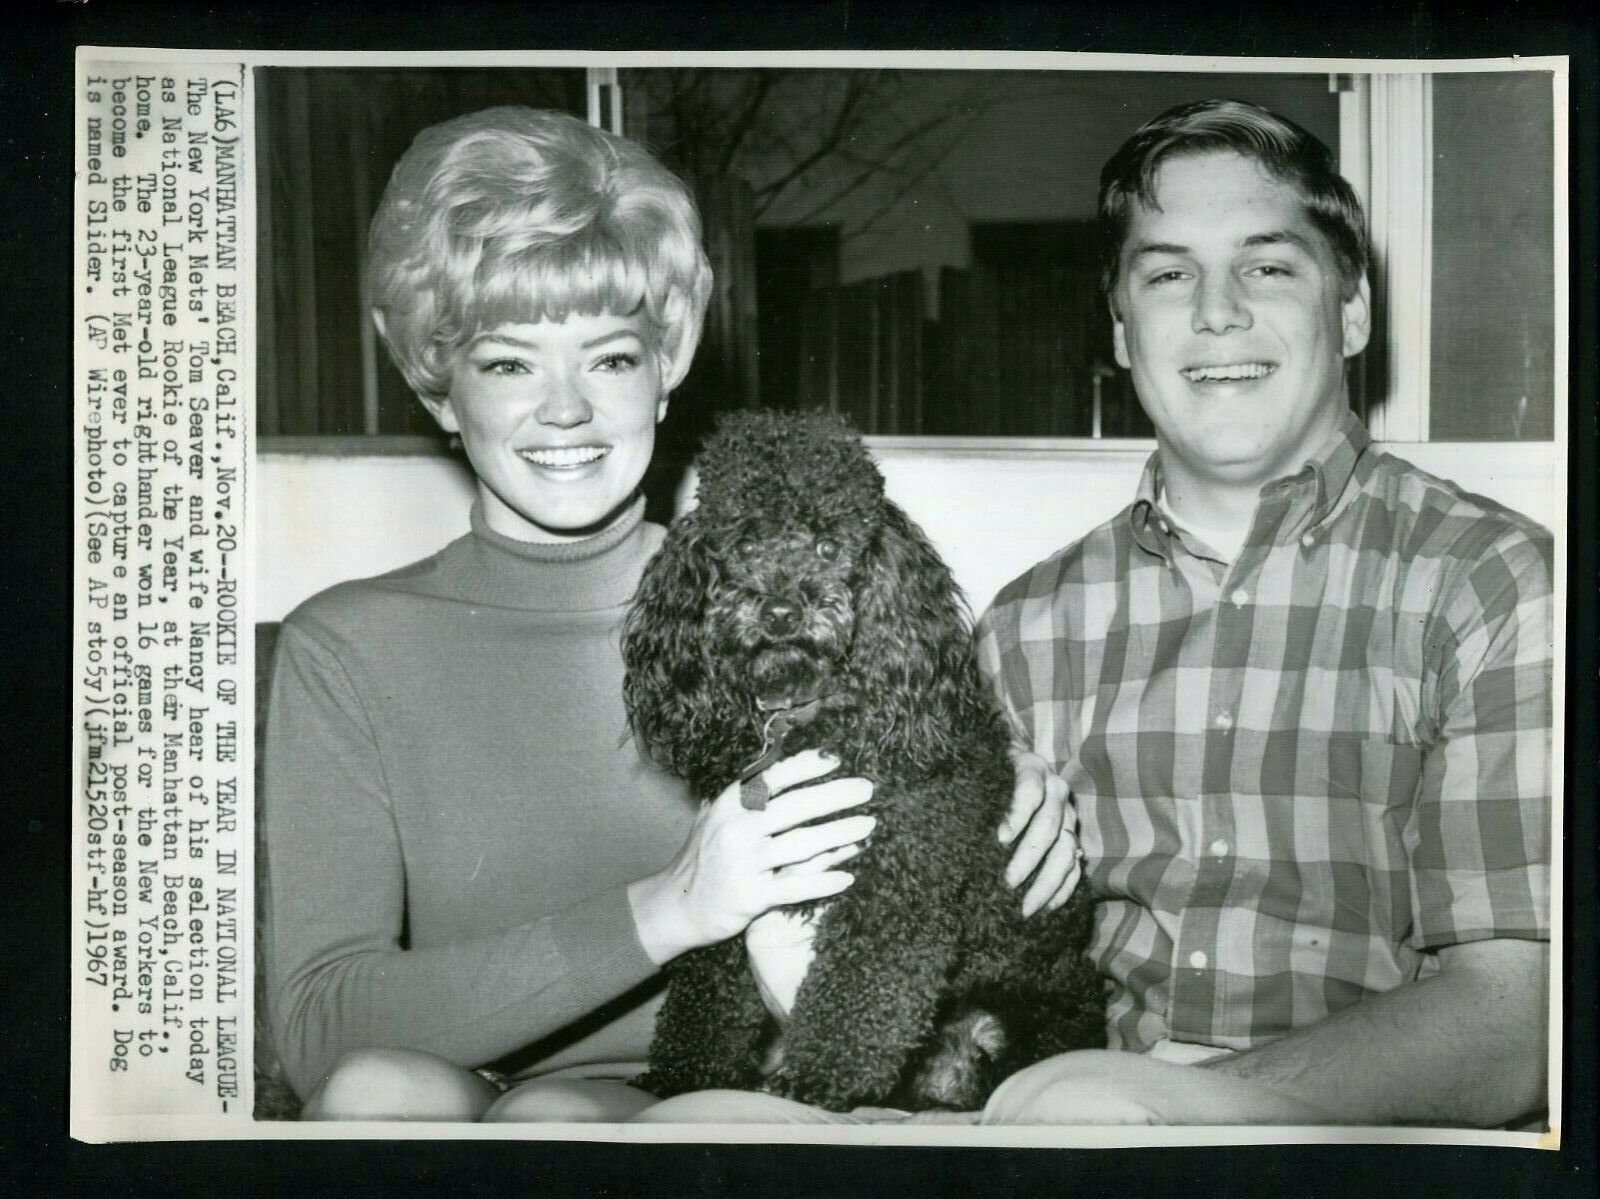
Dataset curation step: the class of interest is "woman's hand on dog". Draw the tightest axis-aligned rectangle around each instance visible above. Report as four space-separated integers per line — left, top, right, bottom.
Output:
628 750 875 965
999 751 1084 917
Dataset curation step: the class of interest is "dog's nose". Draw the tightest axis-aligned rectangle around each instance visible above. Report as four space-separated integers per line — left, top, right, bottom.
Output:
761 598 800 636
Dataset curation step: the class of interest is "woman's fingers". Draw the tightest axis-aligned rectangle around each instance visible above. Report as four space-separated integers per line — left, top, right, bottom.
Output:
1045 869 1084 914
770 867 856 907
772 841 862 876
999 752 1051 845
759 775 875 834
765 814 876 869
753 748 843 797
1020 825 1083 917
1000 751 1086 915
713 749 867 816
1003 776 1066 889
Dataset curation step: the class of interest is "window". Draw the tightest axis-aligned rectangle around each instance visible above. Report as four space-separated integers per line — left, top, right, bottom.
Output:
1428 72 1556 440
1337 70 1556 441
255 64 1557 451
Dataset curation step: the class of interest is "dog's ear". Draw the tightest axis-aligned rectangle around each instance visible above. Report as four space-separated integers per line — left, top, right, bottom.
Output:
622 512 730 780
847 502 988 773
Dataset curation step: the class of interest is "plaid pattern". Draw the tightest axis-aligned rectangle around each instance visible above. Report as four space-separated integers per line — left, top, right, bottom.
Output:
976 412 1552 1052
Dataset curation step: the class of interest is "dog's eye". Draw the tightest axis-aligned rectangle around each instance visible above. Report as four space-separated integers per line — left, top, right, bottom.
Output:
815 537 840 562
736 538 758 558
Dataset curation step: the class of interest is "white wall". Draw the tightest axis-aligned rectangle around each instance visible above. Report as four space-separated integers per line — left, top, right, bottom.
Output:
255 439 1557 622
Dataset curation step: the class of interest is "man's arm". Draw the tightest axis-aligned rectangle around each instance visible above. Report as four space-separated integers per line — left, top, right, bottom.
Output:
983 936 1548 1127
1204 937 1548 1127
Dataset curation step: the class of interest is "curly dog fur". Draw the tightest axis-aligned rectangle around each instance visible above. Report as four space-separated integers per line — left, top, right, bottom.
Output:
622 411 1104 1112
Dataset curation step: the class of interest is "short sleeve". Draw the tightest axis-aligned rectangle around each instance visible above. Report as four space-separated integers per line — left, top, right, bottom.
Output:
975 598 1036 754
1405 524 1553 949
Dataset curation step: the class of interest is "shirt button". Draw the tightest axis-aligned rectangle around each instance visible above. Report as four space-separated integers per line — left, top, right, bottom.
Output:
1230 587 1249 606
1210 838 1230 857
1214 711 1233 730
1189 950 1208 970
1301 532 1316 548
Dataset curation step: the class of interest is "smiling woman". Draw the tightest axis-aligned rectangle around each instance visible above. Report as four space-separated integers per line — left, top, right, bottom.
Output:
262 108 720 1121
426 316 669 543
259 107 891 1123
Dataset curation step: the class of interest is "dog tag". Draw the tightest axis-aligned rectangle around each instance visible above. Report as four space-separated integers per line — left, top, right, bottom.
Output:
737 712 795 810
740 775 772 811
735 690 837 810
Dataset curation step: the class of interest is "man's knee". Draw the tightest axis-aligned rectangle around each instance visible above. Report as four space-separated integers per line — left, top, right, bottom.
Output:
483 1079 657 1123
300 1047 497 1121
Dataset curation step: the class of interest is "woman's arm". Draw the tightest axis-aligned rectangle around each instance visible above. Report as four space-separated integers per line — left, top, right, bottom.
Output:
262 620 663 1100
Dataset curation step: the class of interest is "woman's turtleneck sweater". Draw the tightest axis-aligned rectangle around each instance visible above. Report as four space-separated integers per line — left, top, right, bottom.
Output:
263 497 695 1101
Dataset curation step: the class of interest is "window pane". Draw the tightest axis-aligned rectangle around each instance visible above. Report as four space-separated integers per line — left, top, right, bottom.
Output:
1428 72 1555 441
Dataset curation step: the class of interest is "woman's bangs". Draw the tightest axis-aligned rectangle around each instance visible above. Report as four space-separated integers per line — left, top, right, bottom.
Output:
468 235 657 334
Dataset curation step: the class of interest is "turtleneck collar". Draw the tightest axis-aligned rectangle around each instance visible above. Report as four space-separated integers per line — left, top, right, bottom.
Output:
446 494 659 612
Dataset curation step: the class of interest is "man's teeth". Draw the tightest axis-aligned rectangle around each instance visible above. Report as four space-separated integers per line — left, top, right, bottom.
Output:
520 446 609 467
1182 363 1274 382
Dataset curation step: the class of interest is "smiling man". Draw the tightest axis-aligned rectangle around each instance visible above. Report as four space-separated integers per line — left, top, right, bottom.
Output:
975 100 1553 1126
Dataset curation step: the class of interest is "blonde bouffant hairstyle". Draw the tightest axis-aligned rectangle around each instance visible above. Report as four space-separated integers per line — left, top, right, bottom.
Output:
367 107 713 402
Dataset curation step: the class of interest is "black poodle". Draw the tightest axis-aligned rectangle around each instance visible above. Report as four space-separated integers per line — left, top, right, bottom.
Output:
623 411 1105 1113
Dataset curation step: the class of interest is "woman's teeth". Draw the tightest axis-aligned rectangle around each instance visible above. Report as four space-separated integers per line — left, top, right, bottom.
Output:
520 446 609 467
1182 363 1274 382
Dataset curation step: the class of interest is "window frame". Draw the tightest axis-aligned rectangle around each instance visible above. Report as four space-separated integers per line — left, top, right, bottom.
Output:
1339 71 1434 441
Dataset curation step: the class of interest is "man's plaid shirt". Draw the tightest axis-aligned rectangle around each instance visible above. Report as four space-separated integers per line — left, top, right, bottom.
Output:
976 412 1552 1052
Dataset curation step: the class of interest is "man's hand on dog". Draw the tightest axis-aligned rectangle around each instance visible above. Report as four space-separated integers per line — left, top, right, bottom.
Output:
629 750 875 965
999 751 1083 917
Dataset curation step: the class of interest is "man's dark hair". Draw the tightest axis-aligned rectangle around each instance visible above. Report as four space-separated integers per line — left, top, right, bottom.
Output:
1098 98 1370 303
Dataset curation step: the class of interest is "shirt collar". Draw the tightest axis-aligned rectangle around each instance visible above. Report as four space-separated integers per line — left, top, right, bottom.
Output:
1302 407 1371 523
1130 408 1372 558
1130 458 1174 559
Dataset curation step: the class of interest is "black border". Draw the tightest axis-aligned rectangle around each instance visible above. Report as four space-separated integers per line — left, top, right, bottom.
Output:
11 2 1596 1194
